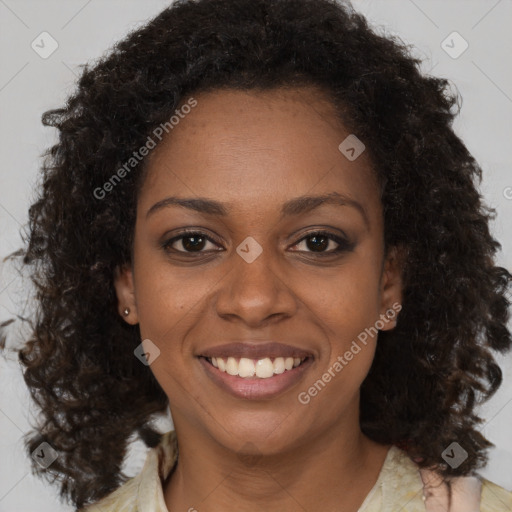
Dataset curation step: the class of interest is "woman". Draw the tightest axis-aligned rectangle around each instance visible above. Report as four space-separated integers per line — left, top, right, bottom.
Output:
3 0 511 510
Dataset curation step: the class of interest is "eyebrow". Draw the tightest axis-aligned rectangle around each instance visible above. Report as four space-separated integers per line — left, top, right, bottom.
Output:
146 192 369 228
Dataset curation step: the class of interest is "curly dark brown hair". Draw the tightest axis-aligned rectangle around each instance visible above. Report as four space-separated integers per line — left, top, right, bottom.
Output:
1 0 511 509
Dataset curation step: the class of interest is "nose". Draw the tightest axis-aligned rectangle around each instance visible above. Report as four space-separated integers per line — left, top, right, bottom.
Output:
214 246 298 327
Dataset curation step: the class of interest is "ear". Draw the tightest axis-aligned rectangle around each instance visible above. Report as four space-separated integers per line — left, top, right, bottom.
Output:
378 245 405 331
113 264 139 325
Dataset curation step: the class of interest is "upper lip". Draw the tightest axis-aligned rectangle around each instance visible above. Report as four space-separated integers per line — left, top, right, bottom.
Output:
198 342 313 360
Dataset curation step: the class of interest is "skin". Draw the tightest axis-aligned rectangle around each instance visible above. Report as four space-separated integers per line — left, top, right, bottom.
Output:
114 86 404 512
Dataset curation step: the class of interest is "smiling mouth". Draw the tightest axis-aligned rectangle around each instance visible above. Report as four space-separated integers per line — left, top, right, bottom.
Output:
200 356 310 379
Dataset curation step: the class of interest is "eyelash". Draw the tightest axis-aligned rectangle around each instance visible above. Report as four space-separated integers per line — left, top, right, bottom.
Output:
161 229 354 257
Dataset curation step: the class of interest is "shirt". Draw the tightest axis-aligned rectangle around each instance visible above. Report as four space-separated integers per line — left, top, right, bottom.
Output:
80 430 512 512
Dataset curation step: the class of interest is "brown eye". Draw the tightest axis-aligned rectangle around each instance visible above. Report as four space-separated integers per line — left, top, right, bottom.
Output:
304 234 330 252
162 232 220 253
180 234 207 251
291 231 354 254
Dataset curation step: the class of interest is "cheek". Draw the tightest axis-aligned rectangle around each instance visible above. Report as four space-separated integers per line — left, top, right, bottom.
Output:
305 256 383 340
133 244 215 339
300 283 379 412
301 253 383 385
130 249 220 400
132 257 207 409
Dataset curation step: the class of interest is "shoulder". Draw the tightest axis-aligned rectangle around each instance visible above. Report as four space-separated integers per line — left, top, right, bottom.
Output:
359 445 428 511
481 477 512 512
371 445 512 512
78 430 178 512
418 455 512 512
78 476 141 512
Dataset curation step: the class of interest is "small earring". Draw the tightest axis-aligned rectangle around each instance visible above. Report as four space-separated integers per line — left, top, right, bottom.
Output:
123 307 130 316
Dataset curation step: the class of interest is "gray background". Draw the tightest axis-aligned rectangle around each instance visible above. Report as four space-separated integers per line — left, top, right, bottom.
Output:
1 1 511 510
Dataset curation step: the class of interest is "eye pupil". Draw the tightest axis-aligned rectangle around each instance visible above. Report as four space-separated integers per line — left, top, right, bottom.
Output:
306 235 329 252
183 235 206 251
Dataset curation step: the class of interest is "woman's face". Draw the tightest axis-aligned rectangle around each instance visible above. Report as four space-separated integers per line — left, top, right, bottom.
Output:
115 86 402 454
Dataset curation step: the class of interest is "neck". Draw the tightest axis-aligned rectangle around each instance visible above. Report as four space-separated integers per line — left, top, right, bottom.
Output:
163 410 391 512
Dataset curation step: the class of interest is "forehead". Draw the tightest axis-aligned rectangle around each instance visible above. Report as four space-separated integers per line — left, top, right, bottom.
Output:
139 87 381 222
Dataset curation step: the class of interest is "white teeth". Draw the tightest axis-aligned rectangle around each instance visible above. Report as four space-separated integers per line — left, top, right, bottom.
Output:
238 358 255 378
273 357 285 374
207 355 307 379
255 358 274 378
226 357 238 376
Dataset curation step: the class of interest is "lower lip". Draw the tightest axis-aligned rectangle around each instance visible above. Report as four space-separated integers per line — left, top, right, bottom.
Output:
198 357 313 400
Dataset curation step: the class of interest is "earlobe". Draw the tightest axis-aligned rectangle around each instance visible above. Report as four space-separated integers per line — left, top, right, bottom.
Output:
113 264 139 325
